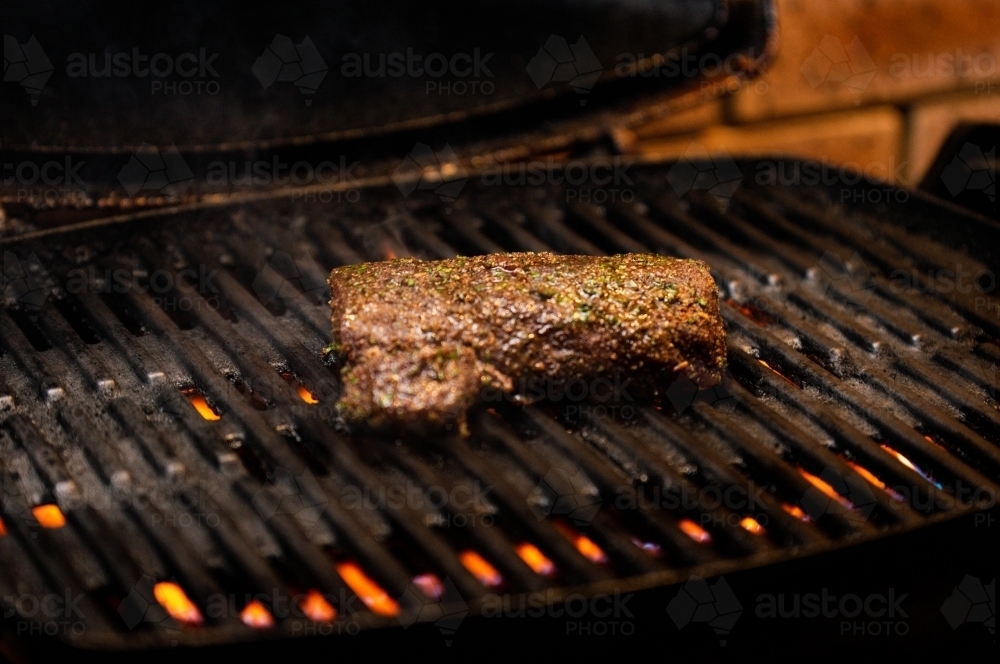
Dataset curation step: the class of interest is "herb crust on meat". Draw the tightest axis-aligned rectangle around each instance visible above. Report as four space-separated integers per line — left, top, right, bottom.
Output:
328 252 727 432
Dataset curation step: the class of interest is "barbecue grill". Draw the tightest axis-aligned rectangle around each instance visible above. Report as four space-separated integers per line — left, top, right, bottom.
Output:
2 0 998 660
2 157 998 656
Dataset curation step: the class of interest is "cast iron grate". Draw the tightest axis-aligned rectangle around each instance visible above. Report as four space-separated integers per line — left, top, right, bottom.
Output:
1 160 998 649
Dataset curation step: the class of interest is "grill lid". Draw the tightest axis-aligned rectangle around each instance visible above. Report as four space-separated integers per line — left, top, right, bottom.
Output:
2 0 773 153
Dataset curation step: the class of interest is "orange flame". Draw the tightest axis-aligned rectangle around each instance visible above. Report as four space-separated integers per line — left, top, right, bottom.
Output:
516 543 556 576
153 582 203 625
880 444 919 473
797 468 853 509
573 534 608 564
280 371 320 404
782 503 810 521
0 518 7 537
182 388 220 420
32 504 66 529
240 600 274 628
678 519 712 543
459 550 503 587
880 443 941 488
846 461 886 490
554 522 608 564
923 435 947 450
725 299 772 327
336 561 400 616
758 359 800 389
740 516 766 535
300 590 337 622
297 386 319 404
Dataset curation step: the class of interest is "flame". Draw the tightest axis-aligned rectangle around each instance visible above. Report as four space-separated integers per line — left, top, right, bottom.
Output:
553 522 608 564
336 561 400 616
846 461 905 501
880 444 942 488
758 359 800 388
299 590 337 622
630 538 663 556
383 244 398 261
240 600 275 628
725 299 772 327
678 519 712 543
798 468 853 509
573 534 608 564
32 504 66 529
516 543 556 576
280 371 320 404
297 386 319 404
782 503 810 521
845 461 885 490
739 516 766 535
459 550 503 587
153 582 203 625
881 444 919 472
0 518 7 537
922 435 948 452
182 388 220 421
412 573 445 599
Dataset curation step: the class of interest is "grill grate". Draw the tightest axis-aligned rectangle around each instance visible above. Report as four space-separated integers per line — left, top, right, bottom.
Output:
1 160 998 649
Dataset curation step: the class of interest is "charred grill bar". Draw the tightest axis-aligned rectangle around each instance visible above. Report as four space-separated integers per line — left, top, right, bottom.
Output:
1 160 998 651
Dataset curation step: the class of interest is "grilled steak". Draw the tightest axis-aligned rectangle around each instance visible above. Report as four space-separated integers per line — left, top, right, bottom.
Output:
328 252 727 431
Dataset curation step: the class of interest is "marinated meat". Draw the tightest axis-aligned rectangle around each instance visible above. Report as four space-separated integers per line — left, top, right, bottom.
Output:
328 252 727 431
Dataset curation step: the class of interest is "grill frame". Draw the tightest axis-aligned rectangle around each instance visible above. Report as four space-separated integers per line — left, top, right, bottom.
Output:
1 157 998 651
